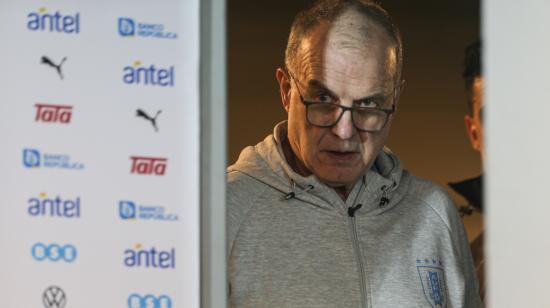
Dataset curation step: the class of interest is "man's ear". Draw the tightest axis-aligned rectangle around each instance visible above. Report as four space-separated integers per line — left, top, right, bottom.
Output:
393 79 405 110
276 68 291 112
464 115 481 151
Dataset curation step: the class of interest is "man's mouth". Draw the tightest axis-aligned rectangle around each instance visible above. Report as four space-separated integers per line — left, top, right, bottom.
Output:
323 150 360 162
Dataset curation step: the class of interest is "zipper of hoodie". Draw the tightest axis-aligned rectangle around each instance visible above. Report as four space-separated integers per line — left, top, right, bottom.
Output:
348 206 368 308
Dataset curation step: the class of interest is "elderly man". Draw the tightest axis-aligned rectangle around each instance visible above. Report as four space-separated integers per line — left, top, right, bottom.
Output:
227 1 482 307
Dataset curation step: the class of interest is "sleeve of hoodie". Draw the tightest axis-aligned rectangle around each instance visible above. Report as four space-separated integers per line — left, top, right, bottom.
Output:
421 182 483 307
448 196 484 307
226 170 268 256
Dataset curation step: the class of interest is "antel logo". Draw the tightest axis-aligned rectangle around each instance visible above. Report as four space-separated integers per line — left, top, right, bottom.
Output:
27 8 80 34
32 243 77 263
35 103 73 124
130 156 167 176
124 244 175 269
119 200 178 222
23 148 84 170
28 193 80 218
43 286 67 308
118 17 177 40
128 294 172 308
123 61 174 87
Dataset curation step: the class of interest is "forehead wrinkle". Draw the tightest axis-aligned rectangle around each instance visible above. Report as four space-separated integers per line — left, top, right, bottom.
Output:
293 19 395 97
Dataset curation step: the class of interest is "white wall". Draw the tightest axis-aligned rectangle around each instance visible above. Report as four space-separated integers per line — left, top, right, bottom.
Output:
486 1 550 307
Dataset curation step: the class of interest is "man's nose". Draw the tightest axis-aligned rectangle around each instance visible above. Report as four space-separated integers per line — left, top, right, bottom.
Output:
331 109 355 140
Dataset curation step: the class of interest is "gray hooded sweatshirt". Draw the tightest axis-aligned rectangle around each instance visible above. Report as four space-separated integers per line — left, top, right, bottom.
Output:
227 122 482 308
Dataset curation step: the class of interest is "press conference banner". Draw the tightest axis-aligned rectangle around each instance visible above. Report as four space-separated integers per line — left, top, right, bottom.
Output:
0 1 200 307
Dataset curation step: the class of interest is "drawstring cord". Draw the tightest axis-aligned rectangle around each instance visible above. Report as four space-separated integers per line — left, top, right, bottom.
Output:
284 181 315 200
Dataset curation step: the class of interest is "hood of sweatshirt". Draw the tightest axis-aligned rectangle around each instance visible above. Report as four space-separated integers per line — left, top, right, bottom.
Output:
228 121 410 216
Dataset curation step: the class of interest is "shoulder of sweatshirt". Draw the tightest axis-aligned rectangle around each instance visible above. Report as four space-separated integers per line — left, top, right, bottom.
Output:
404 174 462 233
226 169 273 252
226 169 273 207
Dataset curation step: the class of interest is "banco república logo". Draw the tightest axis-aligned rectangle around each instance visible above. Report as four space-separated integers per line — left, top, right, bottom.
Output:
128 294 172 308
124 244 175 269
123 61 174 87
28 193 80 218
35 103 72 123
27 8 80 34
32 243 77 263
23 148 84 170
119 200 178 222
118 17 177 40
43 286 67 308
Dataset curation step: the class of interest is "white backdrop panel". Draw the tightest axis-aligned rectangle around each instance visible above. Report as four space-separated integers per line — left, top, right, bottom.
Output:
486 1 550 307
0 1 200 307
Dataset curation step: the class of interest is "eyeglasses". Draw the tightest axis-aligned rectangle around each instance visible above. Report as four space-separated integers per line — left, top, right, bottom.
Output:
288 72 396 133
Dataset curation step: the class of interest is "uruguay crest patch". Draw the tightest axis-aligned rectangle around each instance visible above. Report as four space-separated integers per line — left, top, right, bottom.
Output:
417 259 447 308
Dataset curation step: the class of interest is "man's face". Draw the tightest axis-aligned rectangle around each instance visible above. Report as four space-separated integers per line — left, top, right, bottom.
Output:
465 77 484 162
277 15 400 191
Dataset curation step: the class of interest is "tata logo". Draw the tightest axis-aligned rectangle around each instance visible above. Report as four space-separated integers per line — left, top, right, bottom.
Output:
43 286 67 308
128 294 172 308
119 200 178 222
32 243 77 263
27 8 80 34
23 148 84 170
123 61 174 87
124 244 175 269
118 17 177 40
130 156 167 176
35 103 72 124
28 193 80 218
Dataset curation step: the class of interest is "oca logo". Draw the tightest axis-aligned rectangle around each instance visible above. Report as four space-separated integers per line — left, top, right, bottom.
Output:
128 294 172 308
32 243 77 263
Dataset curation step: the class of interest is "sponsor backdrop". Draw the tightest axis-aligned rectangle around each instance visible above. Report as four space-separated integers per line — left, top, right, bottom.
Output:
0 1 200 307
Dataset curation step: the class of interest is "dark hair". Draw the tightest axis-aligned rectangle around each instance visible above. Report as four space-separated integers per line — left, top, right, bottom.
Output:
284 0 403 85
463 40 482 113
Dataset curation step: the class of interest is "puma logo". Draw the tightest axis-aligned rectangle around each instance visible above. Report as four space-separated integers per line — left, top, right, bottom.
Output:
136 109 162 132
41 56 67 80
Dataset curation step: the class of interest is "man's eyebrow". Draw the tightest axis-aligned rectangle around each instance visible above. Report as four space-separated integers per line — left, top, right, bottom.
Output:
307 79 338 97
352 93 389 105
308 79 389 103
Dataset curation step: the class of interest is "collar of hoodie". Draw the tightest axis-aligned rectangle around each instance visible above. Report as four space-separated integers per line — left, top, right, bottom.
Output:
230 121 408 216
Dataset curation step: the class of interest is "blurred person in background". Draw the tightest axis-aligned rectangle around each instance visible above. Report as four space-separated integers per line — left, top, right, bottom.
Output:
449 40 485 302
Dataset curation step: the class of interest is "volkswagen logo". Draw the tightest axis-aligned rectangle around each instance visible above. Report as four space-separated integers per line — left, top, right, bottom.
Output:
128 294 172 308
43 286 66 308
32 243 77 262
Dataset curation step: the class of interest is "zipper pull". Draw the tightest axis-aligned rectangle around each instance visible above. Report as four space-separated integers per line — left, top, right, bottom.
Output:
348 203 363 217
379 185 390 208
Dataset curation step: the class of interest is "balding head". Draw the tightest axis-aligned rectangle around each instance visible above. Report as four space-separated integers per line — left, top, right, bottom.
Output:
285 0 403 86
